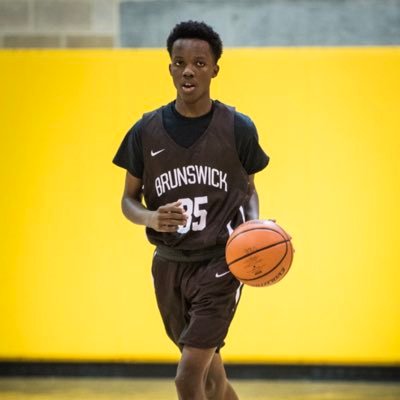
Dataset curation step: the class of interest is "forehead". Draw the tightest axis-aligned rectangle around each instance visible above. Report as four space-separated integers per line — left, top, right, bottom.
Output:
171 38 213 59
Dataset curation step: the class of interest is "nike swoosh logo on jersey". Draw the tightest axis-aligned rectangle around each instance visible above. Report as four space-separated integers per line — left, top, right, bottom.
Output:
215 271 231 278
151 149 165 157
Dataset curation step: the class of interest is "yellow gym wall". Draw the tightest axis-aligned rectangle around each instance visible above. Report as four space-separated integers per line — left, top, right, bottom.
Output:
0 48 399 364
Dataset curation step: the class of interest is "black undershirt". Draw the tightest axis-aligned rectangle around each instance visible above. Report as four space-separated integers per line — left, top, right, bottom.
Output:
113 101 269 178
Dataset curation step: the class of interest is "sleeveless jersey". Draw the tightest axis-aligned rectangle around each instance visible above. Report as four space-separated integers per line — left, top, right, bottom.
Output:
141 101 251 251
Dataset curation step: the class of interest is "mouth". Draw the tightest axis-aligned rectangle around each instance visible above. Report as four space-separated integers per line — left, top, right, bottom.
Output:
181 82 196 94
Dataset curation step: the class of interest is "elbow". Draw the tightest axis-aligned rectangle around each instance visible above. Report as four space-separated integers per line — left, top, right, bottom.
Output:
120 193 142 222
120 195 130 219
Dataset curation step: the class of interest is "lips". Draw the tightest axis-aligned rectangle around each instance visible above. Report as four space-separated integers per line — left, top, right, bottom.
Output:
181 82 196 94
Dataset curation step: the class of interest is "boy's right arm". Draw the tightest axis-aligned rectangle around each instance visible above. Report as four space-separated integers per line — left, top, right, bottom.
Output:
121 171 187 233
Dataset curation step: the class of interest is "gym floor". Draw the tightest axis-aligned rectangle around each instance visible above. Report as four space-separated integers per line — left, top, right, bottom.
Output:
1 378 400 399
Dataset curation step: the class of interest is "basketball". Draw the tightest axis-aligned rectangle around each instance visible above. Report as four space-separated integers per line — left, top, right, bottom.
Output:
226 219 294 287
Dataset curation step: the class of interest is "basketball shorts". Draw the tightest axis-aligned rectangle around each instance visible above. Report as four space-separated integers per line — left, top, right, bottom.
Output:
151 252 243 350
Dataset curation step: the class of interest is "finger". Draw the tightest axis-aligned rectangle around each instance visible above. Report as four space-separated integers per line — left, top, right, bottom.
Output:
158 224 180 232
159 212 187 222
155 213 187 226
162 200 182 208
159 205 186 214
159 219 186 227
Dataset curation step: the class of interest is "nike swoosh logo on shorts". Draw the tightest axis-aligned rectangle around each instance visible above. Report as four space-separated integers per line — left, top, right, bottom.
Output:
151 149 165 157
215 271 231 278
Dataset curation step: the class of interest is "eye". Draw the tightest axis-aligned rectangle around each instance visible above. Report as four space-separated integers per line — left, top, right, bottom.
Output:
196 61 205 67
174 60 183 67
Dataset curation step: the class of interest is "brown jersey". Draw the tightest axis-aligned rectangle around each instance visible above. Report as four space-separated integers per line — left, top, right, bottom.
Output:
141 101 251 251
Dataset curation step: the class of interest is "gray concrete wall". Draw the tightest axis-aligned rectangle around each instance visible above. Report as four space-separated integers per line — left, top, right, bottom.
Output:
0 0 399 48
120 0 400 47
0 0 118 48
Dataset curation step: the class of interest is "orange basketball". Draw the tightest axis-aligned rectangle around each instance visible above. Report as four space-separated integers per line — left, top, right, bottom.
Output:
226 219 294 287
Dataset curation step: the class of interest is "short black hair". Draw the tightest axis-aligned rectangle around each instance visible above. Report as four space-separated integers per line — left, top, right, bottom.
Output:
166 20 223 62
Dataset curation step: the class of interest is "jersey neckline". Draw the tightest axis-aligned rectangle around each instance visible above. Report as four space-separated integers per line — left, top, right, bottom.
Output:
158 100 221 152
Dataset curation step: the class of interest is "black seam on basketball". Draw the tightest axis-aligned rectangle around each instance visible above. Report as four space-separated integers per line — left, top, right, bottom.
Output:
253 252 292 286
240 242 288 281
227 239 290 266
228 227 287 247
238 241 291 282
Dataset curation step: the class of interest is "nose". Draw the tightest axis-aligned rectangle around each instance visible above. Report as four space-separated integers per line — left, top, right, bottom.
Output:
183 64 194 78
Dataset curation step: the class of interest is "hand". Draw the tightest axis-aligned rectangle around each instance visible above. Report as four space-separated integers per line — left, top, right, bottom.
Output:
147 201 188 232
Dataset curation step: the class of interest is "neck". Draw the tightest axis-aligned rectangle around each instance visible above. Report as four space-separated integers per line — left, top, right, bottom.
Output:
175 96 212 117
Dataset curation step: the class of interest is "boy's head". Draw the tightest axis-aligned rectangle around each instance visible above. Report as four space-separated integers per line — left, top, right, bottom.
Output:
166 20 223 63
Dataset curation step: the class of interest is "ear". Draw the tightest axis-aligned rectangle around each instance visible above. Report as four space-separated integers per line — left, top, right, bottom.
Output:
168 63 172 76
212 64 219 78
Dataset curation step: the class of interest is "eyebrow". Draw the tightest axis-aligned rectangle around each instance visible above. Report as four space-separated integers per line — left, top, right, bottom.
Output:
172 55 207 60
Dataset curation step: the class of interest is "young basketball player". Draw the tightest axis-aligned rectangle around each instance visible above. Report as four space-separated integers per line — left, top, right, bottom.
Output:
113 21 269 400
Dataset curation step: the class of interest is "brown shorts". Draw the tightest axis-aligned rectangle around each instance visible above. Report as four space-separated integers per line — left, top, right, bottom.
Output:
151 252 243 350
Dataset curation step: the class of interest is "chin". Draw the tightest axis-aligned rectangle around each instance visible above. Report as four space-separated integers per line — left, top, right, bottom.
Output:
178 93 199 103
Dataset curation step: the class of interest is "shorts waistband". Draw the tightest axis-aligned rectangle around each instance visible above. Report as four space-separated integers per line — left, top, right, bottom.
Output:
155 244 226 262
